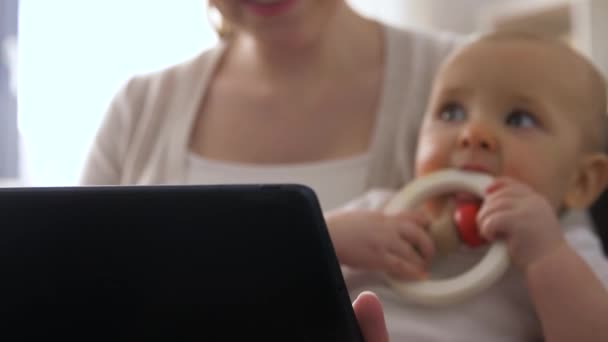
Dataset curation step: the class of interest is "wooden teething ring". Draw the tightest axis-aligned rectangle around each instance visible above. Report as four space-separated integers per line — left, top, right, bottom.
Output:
384 169 510 306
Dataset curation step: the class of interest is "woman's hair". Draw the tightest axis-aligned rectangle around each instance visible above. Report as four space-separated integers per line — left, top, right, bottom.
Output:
207 2 233 39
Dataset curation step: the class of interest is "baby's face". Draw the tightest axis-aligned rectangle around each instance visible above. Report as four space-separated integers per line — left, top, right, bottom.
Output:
415 39 592 210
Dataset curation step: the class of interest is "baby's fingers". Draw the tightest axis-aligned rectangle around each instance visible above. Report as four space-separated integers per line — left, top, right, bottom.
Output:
393 210 430 228
477 196 514 228
486 177 531 196
397 223 435 263
389 242 425 268
384 253 427 281
478 211 511 241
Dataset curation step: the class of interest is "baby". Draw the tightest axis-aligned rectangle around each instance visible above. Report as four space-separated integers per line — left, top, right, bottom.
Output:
327 32 608 342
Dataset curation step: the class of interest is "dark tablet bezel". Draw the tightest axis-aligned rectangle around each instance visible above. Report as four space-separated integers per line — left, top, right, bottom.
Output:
0 184 363 341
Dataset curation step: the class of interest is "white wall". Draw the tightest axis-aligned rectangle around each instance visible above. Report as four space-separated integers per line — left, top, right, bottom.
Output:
349 0 520 33
413 0 522 33
348 0 414 29
576 0 608 79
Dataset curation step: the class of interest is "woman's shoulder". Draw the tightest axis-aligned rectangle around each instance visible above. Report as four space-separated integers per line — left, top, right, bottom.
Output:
376 22 466 102
99 45 224 155
382 23 465 62
107 44 224 124
123 45 224 96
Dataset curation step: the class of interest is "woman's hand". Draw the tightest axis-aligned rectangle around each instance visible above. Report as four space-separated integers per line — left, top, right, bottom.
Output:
352 292 389 342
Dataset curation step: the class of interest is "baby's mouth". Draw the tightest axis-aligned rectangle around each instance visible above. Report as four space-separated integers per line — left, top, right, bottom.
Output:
459 164 492 175
245 0 284 3
423 192 482 220
452 192 483 205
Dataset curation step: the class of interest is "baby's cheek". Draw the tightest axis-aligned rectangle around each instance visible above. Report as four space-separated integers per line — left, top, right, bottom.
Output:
414 141 445 177
413 134 456 216
502 165 558 204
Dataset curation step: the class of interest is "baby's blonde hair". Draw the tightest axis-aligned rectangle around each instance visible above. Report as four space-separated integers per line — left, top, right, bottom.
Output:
474 31 608 153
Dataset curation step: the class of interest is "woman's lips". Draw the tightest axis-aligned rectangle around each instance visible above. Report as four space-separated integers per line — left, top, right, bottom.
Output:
243 0 298 17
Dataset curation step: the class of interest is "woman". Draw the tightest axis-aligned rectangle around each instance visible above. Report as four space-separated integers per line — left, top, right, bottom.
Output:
80 0 459 210
81 0 459 340
353 292 389 342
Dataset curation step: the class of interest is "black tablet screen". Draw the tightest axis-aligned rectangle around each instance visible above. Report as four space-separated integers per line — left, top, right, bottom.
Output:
0 185 363 341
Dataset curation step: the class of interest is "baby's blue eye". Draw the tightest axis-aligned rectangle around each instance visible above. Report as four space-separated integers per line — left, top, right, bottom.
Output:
438 103 466 122
505 109 538 128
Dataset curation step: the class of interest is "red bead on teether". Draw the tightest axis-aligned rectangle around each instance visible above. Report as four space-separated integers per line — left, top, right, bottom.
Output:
454 202 486 247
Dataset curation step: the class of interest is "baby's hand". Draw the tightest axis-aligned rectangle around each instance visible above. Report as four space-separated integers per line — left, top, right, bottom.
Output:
477 177 567 270
326 207 435 280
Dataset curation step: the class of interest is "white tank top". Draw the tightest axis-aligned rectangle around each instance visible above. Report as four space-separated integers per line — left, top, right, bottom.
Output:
185 152 370 211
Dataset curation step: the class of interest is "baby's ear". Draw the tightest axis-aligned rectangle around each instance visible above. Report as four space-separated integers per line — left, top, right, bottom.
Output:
564 153 608 209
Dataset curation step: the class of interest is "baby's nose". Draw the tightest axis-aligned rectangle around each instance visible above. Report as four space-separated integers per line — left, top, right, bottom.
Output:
458 123 497 151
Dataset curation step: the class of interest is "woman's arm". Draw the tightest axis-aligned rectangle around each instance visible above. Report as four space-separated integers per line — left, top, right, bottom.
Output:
79 78 143 185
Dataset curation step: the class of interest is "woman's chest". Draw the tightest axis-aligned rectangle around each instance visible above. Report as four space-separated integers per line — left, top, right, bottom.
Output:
189 72 383 164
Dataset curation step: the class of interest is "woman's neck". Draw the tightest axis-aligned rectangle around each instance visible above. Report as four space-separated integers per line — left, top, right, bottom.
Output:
223 4 383 84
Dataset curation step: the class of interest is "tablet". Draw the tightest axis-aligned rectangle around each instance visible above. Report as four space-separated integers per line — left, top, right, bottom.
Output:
0 184 364 341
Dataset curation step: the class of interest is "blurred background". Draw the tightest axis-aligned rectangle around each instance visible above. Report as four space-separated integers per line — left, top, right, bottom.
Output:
1 0 607 186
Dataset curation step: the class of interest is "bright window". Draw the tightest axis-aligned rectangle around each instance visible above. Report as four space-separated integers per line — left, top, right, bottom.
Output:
18 0 217 185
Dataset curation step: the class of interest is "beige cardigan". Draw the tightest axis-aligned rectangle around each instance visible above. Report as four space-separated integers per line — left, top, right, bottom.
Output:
80 24 460 188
